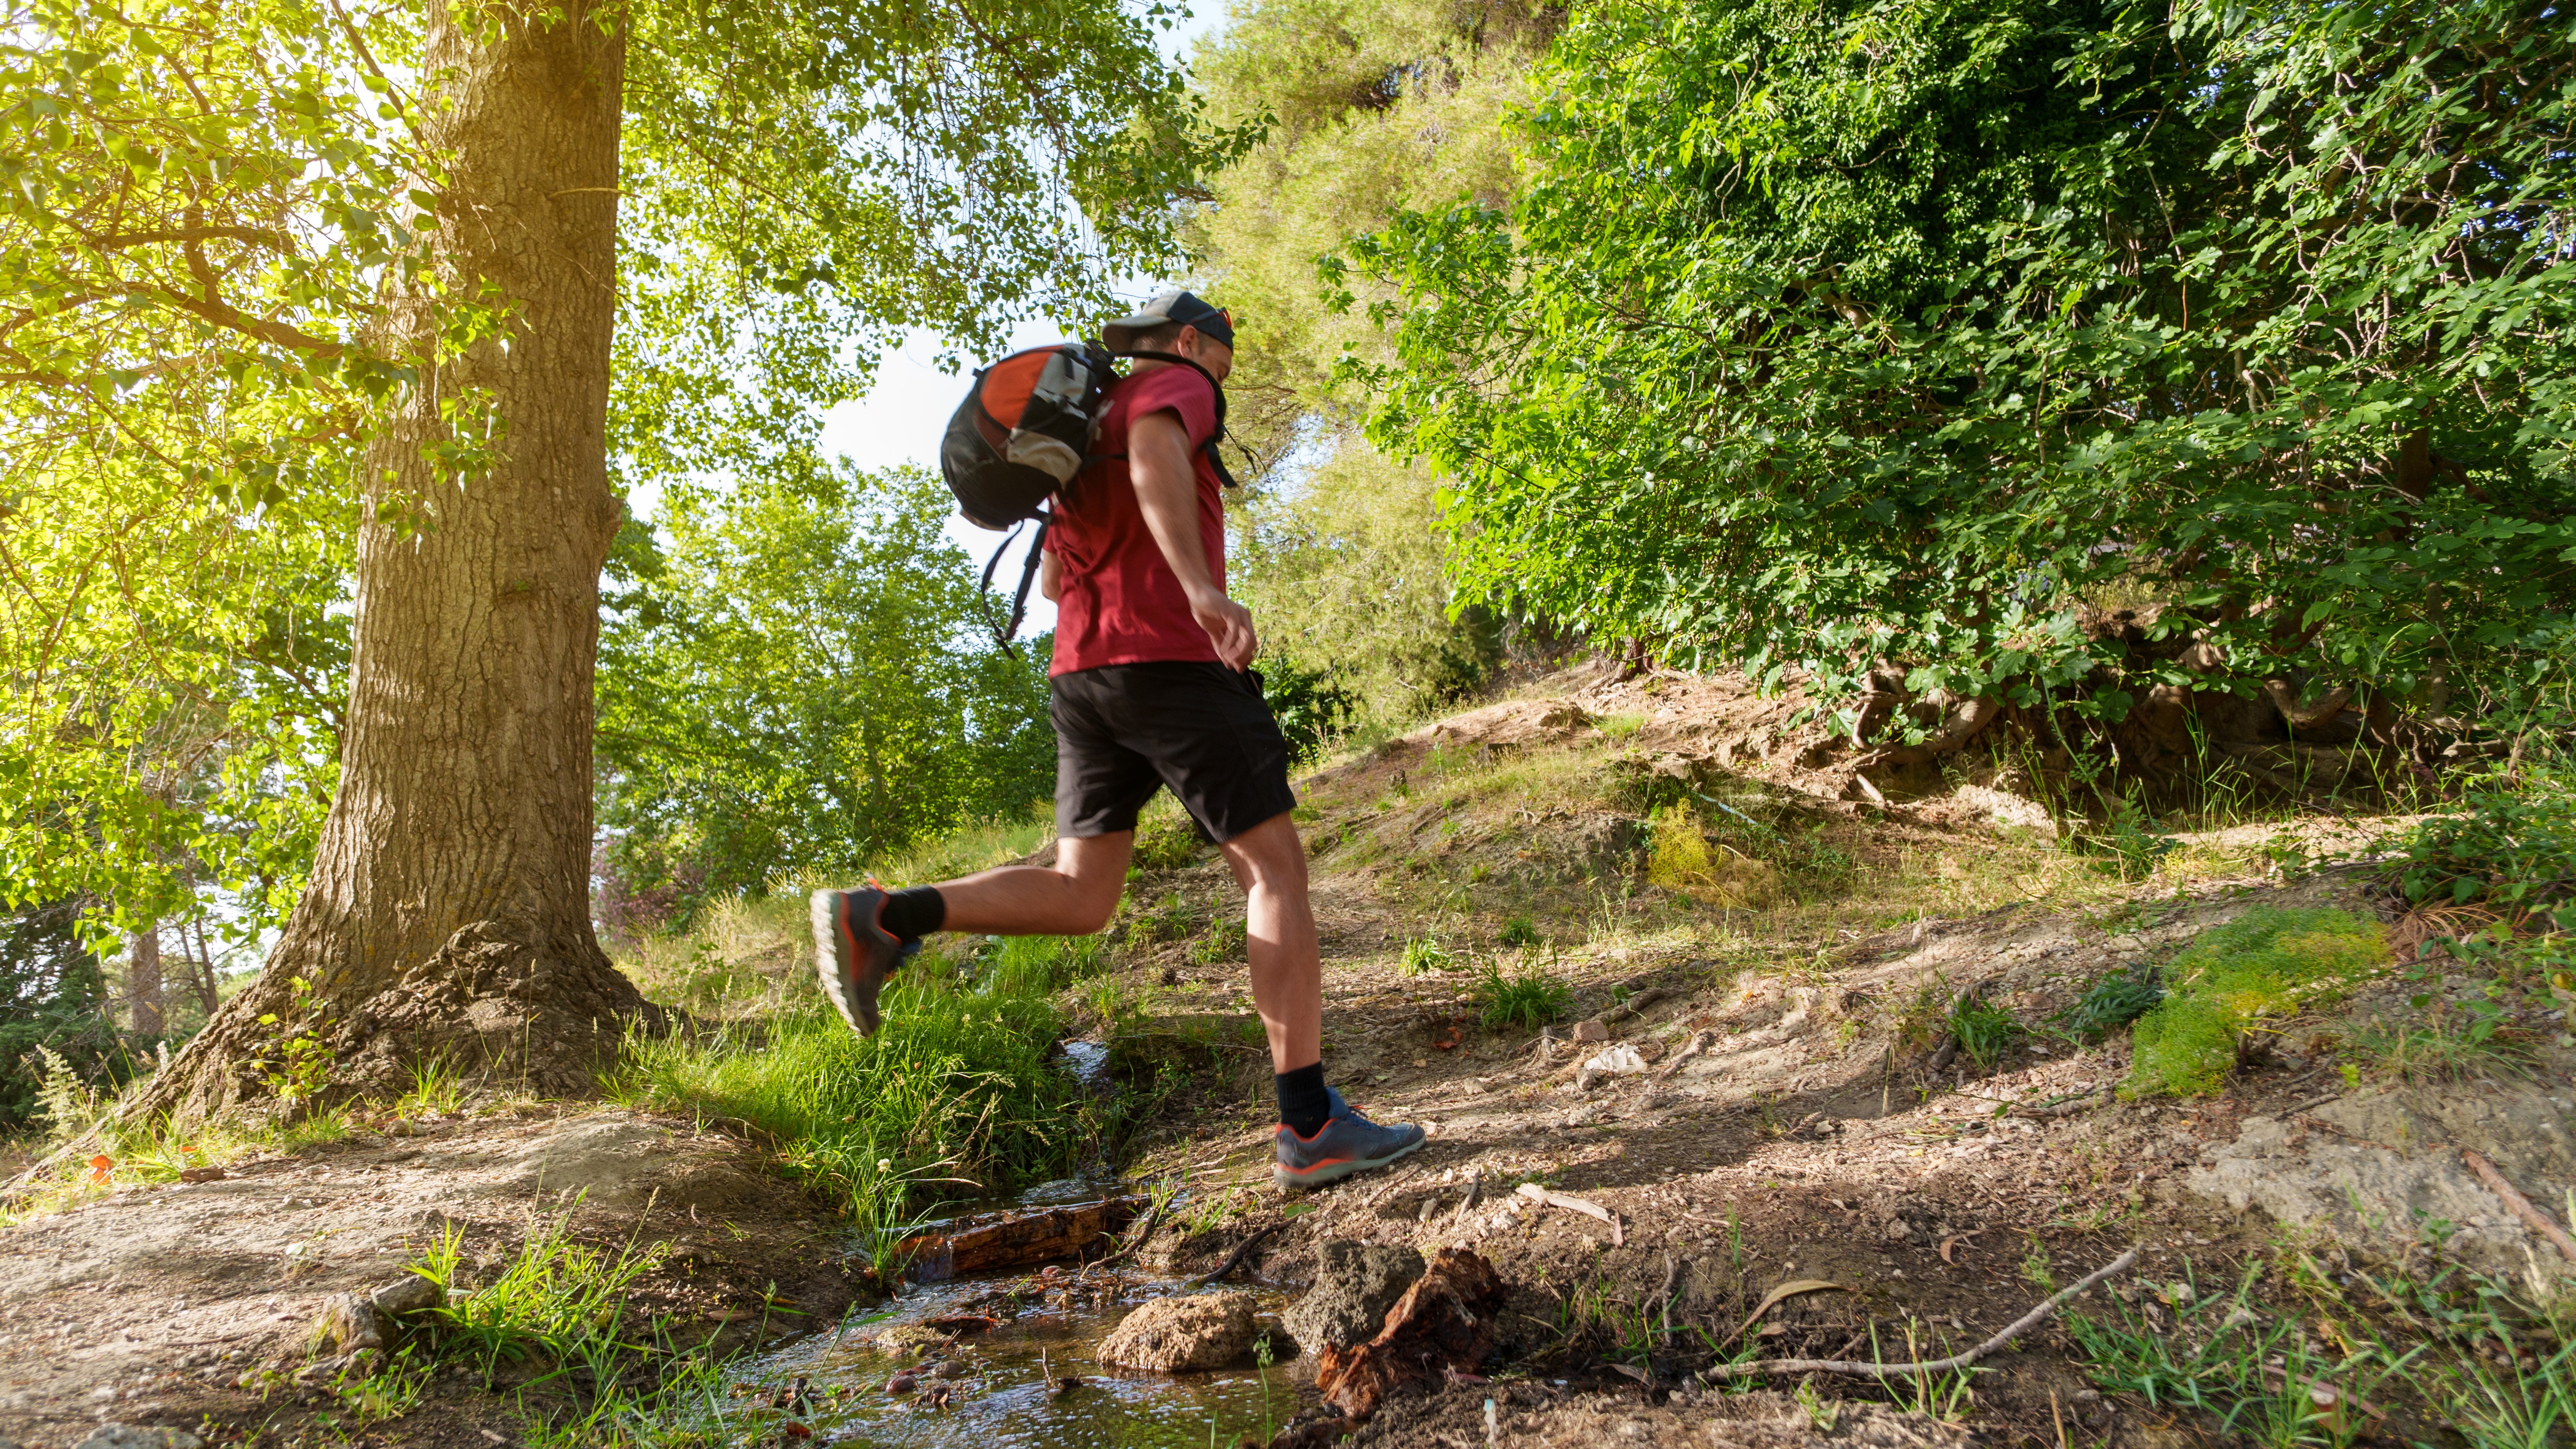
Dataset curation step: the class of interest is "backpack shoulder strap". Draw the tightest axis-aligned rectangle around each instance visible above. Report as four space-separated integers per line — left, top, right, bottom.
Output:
1113 349 1246 490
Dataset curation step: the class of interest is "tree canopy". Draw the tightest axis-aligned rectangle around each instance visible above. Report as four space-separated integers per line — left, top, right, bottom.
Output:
0 0 1222 949
594 464 1055 929
1347 0 2576 733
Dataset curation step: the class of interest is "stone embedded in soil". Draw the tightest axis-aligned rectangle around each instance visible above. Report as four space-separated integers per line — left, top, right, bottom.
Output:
370 1274 443 1317
315 1293 384 1354
1097 1289 1257 1372
1283 1241 1424 1352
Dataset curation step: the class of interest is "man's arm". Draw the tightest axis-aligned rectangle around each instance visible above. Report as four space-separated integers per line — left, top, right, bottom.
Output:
1038 550 1061 603
1130 408 1257 668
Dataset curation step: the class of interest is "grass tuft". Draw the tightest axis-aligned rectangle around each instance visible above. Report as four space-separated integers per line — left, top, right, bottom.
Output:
1475 956 1572 1030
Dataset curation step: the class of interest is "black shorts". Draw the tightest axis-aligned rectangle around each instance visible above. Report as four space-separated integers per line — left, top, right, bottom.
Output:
1050 661 1297 844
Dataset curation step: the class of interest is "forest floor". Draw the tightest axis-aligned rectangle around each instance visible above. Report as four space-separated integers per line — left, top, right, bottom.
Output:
4 662 2572 1449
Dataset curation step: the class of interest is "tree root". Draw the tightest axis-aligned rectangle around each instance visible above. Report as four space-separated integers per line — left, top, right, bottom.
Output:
2464 1150 2576 1265
1701 1245 2140 1382
1188 1221 1283 1287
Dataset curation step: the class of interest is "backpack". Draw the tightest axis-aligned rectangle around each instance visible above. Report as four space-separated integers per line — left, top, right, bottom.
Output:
940 341 1241 652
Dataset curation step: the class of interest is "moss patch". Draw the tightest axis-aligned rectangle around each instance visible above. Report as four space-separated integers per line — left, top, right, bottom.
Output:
2127 907 2389 1097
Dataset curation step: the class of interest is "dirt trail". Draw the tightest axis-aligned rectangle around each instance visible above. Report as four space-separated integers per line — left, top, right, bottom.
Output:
0 1110 856 1446
1107 666 2576 1445
5 667 2569 1447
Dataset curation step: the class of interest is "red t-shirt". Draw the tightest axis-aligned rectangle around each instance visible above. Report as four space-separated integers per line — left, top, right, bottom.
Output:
1044 364 1226 676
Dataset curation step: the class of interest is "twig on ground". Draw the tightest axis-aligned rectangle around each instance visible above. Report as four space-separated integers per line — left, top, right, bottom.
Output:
1700 1245 2141 1382
1187 1221 1283 1288
1654 1030 1718 1083
1516 1182 1624 1246
2464 1149 2576 1264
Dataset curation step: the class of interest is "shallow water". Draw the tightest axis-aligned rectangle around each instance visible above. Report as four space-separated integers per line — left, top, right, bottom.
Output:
742 1259 1296 1449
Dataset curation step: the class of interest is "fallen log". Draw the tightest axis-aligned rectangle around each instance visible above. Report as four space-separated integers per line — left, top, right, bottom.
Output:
898 1196 1144 1281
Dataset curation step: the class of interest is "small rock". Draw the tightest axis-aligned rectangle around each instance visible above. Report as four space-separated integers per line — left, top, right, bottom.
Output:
1099 1290 1258 1372
371 1276 444 1318
885 1374 917 1395
930 1359 968 1379
1283 1242 1424 1352
316 1293 384 1354
72 1428 205 1449
1570 1019 1611 1043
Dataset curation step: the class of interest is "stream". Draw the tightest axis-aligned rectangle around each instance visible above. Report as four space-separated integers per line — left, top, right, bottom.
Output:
736 1251 1297 1449
726 1043 1300 1448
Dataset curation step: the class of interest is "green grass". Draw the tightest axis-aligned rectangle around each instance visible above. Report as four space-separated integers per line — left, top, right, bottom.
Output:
2058 966 2163 1041
1475 956 1572 1030
608 950 1107 1235
1398 936 1457 976
2067 1266 2389 1448
2128 907 2389 1097
1944 993 2022 1070
409 1213 668 1382
1189 917 1247 965
1498 914 1542 948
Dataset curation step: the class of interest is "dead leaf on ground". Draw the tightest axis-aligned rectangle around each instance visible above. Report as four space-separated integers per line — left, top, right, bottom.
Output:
1938 1231 1982 1264
1727 1279 1846 1345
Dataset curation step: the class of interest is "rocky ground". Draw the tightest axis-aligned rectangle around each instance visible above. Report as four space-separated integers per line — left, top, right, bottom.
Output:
4 665 2569 1448
0 1110 859 1447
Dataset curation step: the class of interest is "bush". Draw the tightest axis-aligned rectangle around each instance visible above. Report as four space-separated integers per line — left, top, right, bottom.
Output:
1646 807 1779 908
2397 767 2576 916
1130 803 1206 874
2128 908 2389 1097
1498 915 1542 949
0 899 134 1134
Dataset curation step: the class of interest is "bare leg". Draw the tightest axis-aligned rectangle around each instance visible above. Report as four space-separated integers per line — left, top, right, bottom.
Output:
932 832 1134 936
1217 812 1322 1075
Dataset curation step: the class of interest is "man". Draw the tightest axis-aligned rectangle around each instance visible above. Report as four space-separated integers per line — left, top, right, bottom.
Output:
811 290 1424 1189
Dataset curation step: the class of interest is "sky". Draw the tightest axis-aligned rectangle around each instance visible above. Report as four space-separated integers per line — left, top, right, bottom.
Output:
810 0 1234 639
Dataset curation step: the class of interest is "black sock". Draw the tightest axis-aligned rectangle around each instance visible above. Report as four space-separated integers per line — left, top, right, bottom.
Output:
878 886 946 942
1276 1062 1331 1137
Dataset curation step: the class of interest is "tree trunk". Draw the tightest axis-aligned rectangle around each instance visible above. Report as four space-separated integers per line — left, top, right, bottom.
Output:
131 0 648 1122
128 928 163 1037
183 915 218 1017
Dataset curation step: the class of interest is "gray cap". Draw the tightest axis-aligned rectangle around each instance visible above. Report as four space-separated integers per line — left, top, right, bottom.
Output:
1101 289 1234 352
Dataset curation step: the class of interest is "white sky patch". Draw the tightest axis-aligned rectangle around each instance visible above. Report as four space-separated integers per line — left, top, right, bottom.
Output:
815 0 1232 638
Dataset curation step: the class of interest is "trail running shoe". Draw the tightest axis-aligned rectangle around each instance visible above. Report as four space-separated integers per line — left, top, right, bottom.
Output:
810 886 913 1036
1274 1086 1427 1190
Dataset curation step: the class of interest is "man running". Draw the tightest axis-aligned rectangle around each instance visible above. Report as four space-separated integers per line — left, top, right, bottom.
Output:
812 290 1424 1190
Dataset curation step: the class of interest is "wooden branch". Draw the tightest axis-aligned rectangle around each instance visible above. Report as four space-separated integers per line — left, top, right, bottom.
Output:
2464 1150 2576 1265
1702 1245 2141 1382
1187 1221 1282 1288
1517 1182 1624 1246
84 224 295 253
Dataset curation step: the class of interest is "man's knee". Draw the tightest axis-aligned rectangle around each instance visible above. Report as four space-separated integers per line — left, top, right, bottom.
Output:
1223 812 1308 885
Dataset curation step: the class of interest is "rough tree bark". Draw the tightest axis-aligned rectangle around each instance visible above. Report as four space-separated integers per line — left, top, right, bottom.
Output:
127 927 162 1036
130 0 650 1122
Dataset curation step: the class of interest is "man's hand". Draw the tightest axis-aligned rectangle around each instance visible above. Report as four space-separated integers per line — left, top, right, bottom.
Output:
1189 586 1259 669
